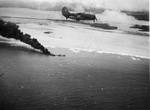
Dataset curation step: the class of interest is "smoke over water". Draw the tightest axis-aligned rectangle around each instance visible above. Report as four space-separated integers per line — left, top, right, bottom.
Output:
0 19 56 56
97 10 137 24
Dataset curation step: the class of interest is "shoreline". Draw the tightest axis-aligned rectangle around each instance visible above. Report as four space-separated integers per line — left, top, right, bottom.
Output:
0 42 149 110
0 36 149 60
0 6 149 110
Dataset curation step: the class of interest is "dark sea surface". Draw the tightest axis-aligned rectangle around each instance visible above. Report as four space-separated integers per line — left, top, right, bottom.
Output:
0 42 149 110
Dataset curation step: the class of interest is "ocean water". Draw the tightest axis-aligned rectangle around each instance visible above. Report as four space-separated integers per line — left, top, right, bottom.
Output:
0 7 149 110
0 45 149 110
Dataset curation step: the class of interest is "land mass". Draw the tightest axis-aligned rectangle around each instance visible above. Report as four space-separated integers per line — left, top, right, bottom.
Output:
122 11 149 21
130 25 149 32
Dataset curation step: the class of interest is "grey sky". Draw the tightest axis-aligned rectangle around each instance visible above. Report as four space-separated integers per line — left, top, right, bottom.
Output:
0 0 149 11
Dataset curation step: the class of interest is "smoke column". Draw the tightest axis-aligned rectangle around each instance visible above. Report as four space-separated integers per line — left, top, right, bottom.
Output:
0 19 55 56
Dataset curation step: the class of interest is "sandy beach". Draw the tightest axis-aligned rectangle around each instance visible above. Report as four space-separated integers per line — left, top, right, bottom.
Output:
0 7 149 110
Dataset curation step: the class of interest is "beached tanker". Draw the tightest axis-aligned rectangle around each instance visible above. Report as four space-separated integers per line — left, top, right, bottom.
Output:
62 7 97 22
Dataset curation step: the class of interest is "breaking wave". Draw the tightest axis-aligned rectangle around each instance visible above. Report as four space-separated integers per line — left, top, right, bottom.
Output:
68 48 149 59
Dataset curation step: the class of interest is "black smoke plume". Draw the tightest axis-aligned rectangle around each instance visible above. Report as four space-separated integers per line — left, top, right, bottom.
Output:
0 19 57 56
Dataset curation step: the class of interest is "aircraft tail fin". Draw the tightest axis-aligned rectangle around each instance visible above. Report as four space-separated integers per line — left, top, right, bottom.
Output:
62 7 70 19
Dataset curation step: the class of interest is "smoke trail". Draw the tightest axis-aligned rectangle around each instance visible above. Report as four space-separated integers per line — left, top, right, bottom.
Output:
0 19 56 56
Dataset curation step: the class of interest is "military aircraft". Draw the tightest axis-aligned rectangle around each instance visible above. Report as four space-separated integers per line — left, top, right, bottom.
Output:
62 7 97 22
